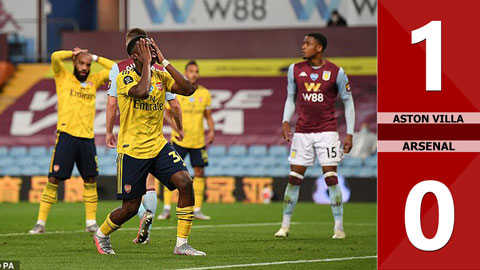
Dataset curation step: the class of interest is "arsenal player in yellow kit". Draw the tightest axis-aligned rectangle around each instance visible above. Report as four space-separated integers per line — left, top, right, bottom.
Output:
158 60 215 221
29 48 114 234
93 37 206 256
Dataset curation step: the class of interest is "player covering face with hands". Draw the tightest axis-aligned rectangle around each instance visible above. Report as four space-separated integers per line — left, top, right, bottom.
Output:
93 37 205 256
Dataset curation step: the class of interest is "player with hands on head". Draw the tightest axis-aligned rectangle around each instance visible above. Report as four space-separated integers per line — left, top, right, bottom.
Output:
94 36 205 256
29 46 114 234
104 28 183 244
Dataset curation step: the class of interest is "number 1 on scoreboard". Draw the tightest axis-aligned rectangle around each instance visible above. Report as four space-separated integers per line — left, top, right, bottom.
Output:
411 21 442 91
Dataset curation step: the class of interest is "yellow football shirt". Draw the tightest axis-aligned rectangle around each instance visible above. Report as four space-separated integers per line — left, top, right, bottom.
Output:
52 50 114 138
116 68 176 159
171 85 212 148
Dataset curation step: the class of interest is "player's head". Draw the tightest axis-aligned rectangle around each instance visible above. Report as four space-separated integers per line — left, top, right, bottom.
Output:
73 52 92 82
127 36 157 66
302 33 327 59
126 28 147 46
185 60 199 84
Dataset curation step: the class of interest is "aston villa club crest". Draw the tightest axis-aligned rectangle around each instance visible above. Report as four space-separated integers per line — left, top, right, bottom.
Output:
322 71 331 81
310 73 319 81
124 185 131 193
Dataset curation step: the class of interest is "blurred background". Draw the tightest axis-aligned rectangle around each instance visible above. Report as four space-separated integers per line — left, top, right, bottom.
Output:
0 0 376 204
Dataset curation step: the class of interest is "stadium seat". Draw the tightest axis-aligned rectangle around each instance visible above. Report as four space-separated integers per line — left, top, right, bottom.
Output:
0 156 14 167
240 156 258 167
223 164 246 177
106 147 118 157
207 145 227 156
1 166 21 176
357 167 375 178
22 156 37 166
205 166 225 176
262 156 277 167
9 146 27 157
342 157 364 167
0 146 7 157
101 164 117 176
244 165 267 177
248 145 267 157
305 166 323 178
268 145 289 156
227 145 247 157
364 154 377 167
72 166 80 176
96 146 108 156
339 167 356 178
29 146 48 157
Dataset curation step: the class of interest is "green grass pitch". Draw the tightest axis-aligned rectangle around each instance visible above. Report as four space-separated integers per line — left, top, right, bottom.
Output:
0 202 376 269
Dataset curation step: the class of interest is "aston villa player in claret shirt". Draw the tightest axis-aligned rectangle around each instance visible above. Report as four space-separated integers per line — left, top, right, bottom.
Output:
275 33 355 239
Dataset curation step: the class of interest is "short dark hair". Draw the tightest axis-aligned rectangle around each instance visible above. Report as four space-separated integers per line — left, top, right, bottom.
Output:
307 33 327 51
185 60 198 70
126 28 147 42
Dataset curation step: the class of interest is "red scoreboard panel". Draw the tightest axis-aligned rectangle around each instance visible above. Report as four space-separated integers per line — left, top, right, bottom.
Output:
378 0 480 269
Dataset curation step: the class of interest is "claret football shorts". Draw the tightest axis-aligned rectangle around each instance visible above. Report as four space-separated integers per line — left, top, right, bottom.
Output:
288 132 343 167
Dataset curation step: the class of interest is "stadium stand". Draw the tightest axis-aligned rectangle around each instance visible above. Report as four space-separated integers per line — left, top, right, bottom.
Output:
0 145 377 177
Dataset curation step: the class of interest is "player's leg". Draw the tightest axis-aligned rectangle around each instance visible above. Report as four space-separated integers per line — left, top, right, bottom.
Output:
30 132 75 234
158 185 173 219
275 133 314 237
191 147 209 220
315 132 345 239
94 197 142 254
76 137 99 232
322 166 344 239
133 173 157 244
93 153 149 254
158 143 187 220
151 143 206 256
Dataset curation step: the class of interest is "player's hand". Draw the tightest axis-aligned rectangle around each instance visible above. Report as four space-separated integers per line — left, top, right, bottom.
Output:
106 132 117 148
72 47 88 60
343 134 353 154
137 39 152 63
175 130 184 142
150 38 165 63
282 122 292 142
206 130 215 145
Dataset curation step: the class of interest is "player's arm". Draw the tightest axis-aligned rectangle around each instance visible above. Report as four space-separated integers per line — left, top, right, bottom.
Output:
167 96 184 141
282 64 297 142
94 55 116 85
51 50 74 75
337 67 355 153
204 109 215 145
204 92 215 145
127 39 152 99
106 63 119 148
150 39 195 96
